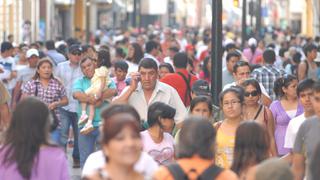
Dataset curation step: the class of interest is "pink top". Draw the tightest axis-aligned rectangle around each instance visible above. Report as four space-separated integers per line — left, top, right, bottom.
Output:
112 77 127 95
140 130 174 165
242 48 263 64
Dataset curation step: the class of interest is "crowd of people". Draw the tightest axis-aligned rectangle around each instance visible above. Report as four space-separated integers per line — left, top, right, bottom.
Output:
0 26 320 180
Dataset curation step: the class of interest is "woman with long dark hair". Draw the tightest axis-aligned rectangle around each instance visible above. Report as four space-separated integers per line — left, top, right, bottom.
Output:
126 43 144 74
0 97 69 180
21 58 68 143
241 78 277 156
231 121 270 179
270 74 303 156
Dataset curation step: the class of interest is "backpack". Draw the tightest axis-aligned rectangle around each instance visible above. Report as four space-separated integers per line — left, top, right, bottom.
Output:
166 163 223 180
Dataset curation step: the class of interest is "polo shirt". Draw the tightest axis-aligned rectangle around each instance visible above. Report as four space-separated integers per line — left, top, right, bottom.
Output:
73 76 116 128
121 81 187 123
160 69 198 106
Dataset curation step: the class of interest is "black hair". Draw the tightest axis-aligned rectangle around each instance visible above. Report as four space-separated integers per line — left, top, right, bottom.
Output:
226 51 241 62
114 60 129 72
278 48 288 58
97 49 112 68
241 78 262 95
296 79 315 96
292 52 302 64
127 43 144 64
145 40 159 53
147 102 176 127
303 43 317 57
1 41 13 53
263 49 276 64
219 86 245 106
1 97 54 179
45 40 55 50
159 63 174 73
173 52 188 68
202 56 211 79
116 47 126 59
273 74 298 98
190 96 213 114
313 80 320 93
176 117 216 159
225 43 236 52
19 43 28 50
233 60 251 73
138 58 158 71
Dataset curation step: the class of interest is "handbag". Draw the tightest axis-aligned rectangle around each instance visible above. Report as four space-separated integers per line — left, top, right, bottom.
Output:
34 81 59 131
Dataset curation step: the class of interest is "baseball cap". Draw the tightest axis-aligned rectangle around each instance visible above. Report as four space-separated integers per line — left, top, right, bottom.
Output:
26 49 39 58
248 38 257 47
192 80 211 97
69 44 82 55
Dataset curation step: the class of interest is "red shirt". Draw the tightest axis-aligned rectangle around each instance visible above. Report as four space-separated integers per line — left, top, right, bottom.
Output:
160 69 198 106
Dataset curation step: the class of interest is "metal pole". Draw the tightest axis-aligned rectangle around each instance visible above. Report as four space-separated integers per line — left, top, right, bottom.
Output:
133 0 137 27
211 0 223 106
241 0 247 49
256 0 261 38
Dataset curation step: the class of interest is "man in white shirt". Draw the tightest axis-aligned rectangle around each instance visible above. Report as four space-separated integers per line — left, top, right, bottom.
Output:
284 79 315 150
0 41 17 94
113 58 186 127
223 60 272 106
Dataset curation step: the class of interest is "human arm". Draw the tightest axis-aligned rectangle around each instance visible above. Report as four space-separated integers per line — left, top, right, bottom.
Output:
112 72 140 104
297 62 307 81
266 108 278 156
48 96 68 110
11 81 22 108
0 103 10 131
292 153 305 180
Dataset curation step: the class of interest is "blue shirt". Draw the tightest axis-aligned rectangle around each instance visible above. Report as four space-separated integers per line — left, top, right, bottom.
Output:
73 76 116 128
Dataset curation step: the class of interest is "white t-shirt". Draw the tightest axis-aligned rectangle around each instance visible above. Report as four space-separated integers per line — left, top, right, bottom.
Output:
0 56 17 90
140 130 175 165
82 150 158 179
284 113 311 149
223 81 270 98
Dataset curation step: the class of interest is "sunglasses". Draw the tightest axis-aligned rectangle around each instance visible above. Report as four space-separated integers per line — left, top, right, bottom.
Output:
244 90 259 97
71 52 81 56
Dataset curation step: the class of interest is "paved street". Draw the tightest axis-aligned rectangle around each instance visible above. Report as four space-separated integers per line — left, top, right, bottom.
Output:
67 147 81 180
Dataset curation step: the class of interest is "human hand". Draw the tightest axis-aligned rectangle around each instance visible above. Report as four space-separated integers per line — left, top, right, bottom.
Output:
129 72 140 91
48 102 58 110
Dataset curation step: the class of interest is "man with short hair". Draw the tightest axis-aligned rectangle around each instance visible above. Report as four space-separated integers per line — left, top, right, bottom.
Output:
223 60 272 106
12 49 40 108
252 49 286 100
297 43 318 81
55 44 83 168
46 40 66 65
113 58 186 126
285 79 315 150
161 52 198 106
144 40 160 65
0 41 17 95
73 57 117 167
292 81 320 180
222 51 241 87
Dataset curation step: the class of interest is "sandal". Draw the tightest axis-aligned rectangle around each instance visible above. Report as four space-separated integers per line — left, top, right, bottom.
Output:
80 122 94 135
78 114 88 126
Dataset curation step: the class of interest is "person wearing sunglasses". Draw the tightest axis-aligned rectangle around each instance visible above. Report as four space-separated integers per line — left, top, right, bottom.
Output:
241 78 277 157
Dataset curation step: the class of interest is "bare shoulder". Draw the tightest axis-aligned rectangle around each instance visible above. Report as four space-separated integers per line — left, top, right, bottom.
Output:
217 169 239 180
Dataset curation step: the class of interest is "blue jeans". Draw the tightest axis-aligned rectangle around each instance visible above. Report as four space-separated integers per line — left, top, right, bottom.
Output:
59 108 80 160
50 128 61 144
78 127 100 167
